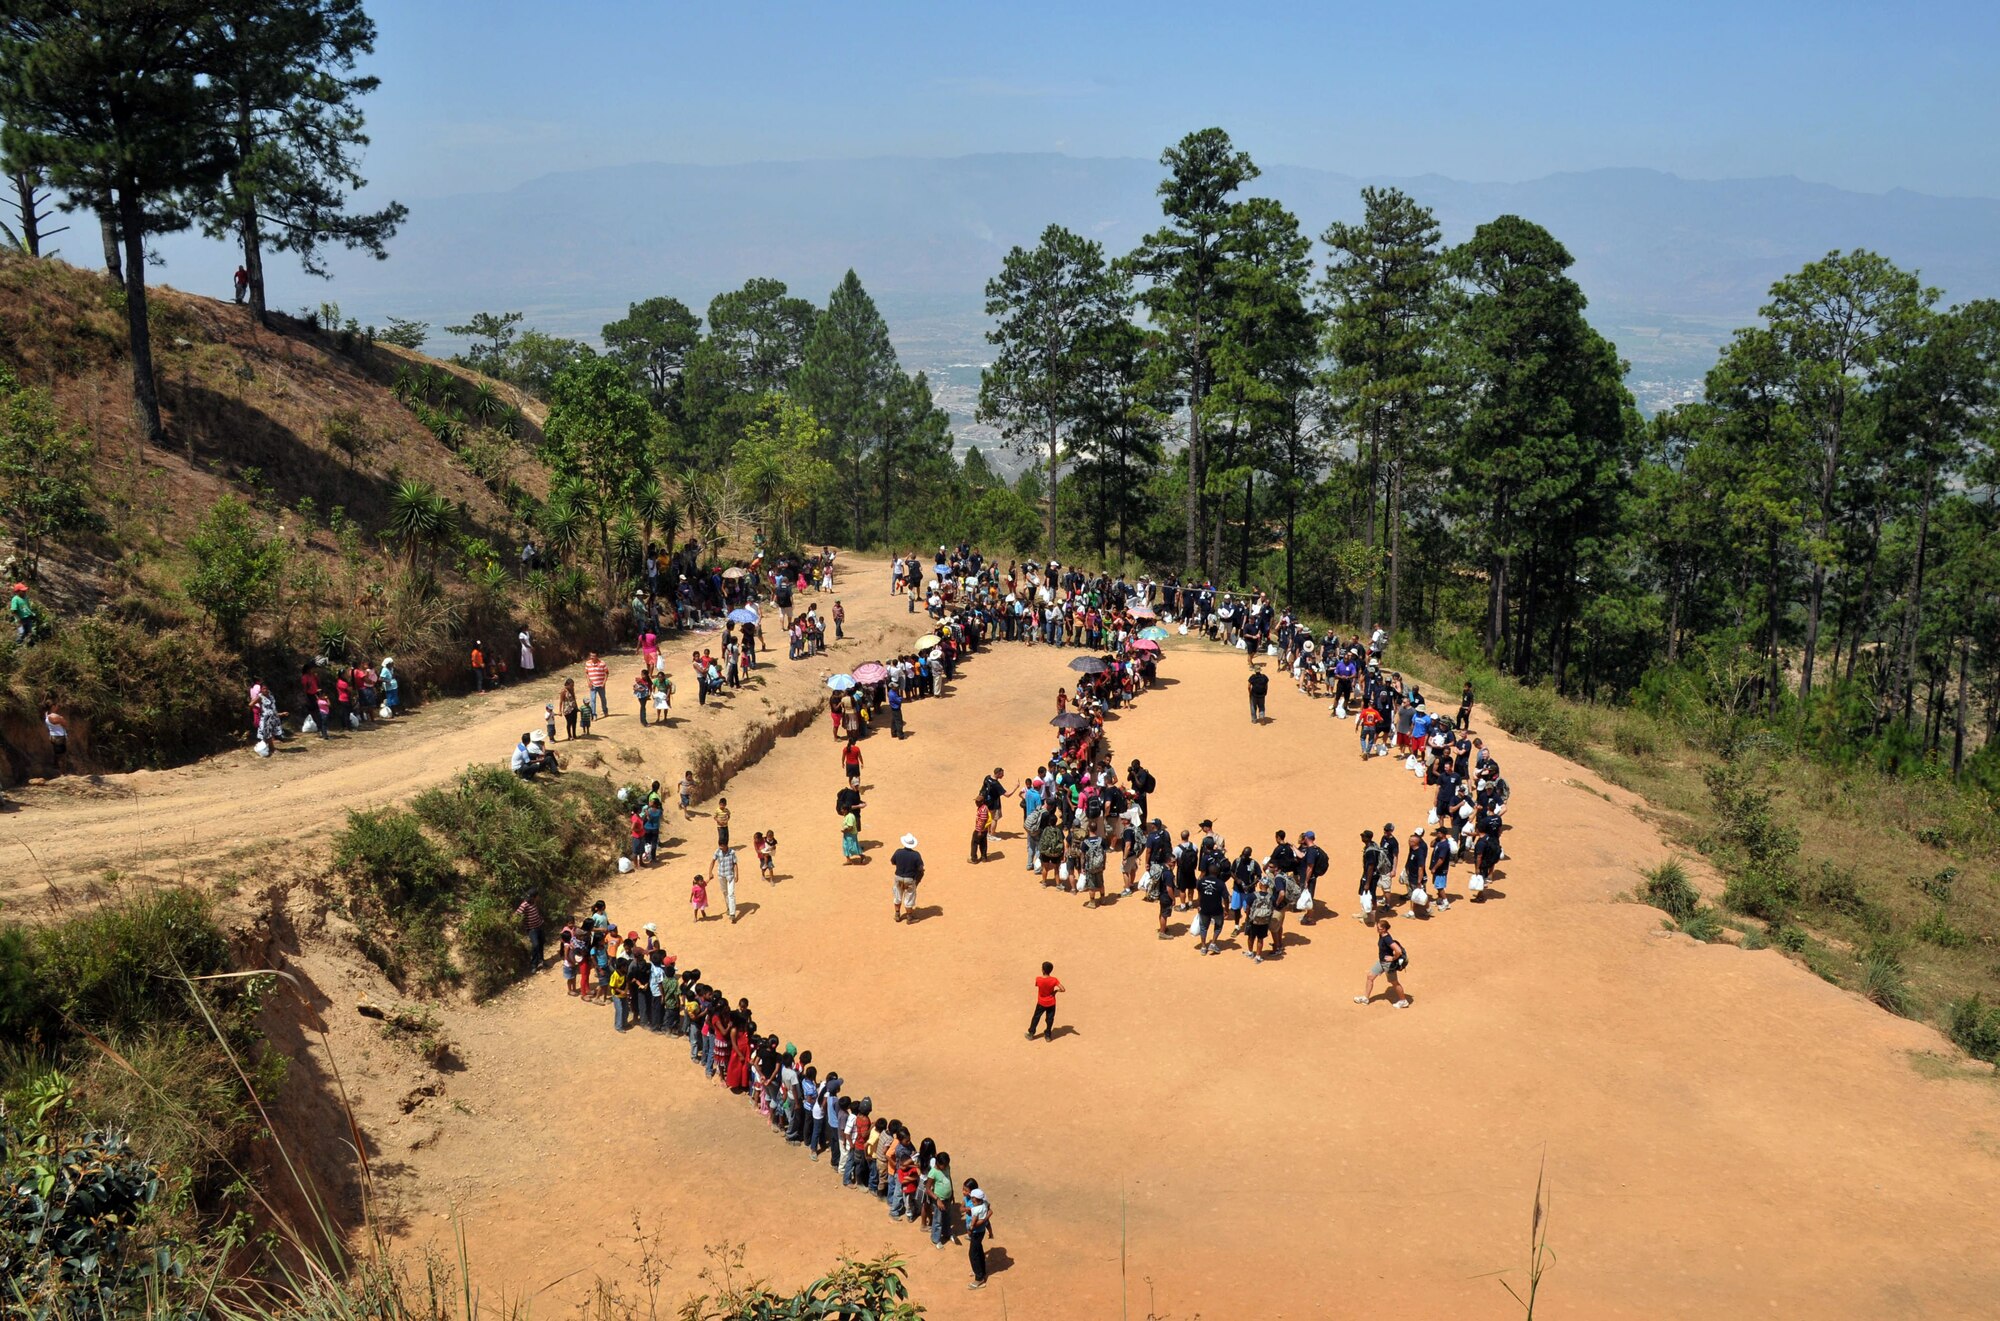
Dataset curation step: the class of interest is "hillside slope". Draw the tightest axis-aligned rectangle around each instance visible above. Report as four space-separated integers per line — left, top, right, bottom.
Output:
0 252 576 782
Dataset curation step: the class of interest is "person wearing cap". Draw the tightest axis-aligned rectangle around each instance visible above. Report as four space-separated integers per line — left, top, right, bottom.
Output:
1297 830 1330 923
890 834 924 922
963 1178 993 1289
9 582 38 644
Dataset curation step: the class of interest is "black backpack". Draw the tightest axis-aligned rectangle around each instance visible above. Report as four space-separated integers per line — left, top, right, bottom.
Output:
1138 768 1157 794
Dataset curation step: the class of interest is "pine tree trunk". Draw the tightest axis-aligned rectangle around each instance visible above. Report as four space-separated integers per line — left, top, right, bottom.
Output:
1361 416 1378 634
10 170 40 256
1044 418 1058 563
1896 467 1936 726
1952 635 1970 777
1238 471 1252 588
115 188 164 446
242 206 268 327
1386 458 1403 637
99 204 122 281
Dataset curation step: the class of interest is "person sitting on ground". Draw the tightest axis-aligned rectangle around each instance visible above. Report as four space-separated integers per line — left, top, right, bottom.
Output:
511 730 560 779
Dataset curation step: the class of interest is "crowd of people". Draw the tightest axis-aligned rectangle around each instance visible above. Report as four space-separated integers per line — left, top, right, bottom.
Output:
549 893 999 1290
876 546 1520 1007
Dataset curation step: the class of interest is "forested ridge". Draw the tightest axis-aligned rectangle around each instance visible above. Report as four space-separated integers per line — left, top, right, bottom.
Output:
436 130 1998 787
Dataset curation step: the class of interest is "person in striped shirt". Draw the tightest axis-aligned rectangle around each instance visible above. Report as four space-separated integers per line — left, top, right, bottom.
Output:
514 890 545 969
585 653 609 716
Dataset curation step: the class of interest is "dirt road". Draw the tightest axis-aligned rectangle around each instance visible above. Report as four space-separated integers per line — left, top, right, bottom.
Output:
14 560 2000 1318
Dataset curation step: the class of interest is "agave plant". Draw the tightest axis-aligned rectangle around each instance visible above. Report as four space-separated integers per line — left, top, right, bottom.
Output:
391 365 419 403
536 494 584 560
387 479 458 567
468 380 506 425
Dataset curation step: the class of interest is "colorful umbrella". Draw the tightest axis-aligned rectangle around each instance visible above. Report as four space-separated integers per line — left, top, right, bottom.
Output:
1128 639 1161 653
914 634 942 650
727 607 759 624
852 661 889 684
1129 603 1156 618
827 674 856 691
1138 626 1169 641
721 566 751 580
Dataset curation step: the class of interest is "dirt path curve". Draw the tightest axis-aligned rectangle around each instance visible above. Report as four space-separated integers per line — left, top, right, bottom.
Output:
346 585 1999 1320
0 563 914 909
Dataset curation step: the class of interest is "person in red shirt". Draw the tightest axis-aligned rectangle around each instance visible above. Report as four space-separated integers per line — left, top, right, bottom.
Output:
1027 961 1063 1041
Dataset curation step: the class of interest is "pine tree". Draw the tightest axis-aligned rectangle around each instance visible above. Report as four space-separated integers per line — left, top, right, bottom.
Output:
979 224 1128 562
1320 187 1447 634
199 0 404 327
795 271 899 545
0 0 224 445
1124 128 1259 576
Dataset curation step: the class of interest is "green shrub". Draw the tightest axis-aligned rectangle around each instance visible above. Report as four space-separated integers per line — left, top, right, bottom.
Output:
1723 868 1798 922
1914 908 1968 949
34 890 231 1035
1678 905 1724 943
458 893 524 1000
334 808 456 909
1640 857 1700 923
1486 681 1586 759
9 616 245 770
1703 757 1801 872
1947 995 2000 1064
1859 945 1913 1017
1804 861 1870 919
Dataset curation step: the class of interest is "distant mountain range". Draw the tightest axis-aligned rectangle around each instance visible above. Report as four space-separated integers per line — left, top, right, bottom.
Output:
152 153 2000 420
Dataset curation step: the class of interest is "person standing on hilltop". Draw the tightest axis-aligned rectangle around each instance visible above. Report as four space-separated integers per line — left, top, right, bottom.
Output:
232 265 248 303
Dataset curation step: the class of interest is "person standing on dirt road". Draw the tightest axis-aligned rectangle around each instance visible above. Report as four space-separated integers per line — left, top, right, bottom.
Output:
515 889 545 968
706 842 743 923
1027 961 1063 1040
1357 920 1411 1008
1247 665 1270 723
963 1179 993 1289
891 833 924 922
585 652 609 715
469 640 486 692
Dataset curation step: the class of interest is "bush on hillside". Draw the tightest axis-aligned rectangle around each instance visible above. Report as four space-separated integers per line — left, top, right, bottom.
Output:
334 808 457 909
1948 995 2000 1064
1639 857 1700 923
333 766 621 1000
8 615 245 770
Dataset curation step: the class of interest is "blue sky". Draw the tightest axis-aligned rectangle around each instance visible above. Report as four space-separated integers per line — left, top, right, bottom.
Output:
345 0 2000 199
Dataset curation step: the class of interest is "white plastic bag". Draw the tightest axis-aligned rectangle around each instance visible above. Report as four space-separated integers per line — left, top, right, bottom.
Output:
1427 807 1439 826
1469 873 1487 893
1404 755 1420 772
1178 623 1189 636
254 739 272 758
1335 701 1347 720
1360 889 1374 915
349 711 362 729
1074 873 1089 893
1266 644 1279 656
1233 638 1247 651
617 855 635 874
378 702 393 720
301 715 317 734
1409 885 1429 907
1058 861 1070 882
1294 887 1312 913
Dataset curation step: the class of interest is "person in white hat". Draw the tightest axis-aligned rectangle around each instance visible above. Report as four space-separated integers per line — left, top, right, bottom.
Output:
890 834 924 922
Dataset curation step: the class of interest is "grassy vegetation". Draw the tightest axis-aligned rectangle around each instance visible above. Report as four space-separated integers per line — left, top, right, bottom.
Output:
1395 629 2000 1068
0 888 278 1312
333 765 624 1000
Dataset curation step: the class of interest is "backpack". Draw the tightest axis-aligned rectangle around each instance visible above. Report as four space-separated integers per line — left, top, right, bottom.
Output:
1138 768 1157 794
1495 777 1511 805
1362 844 1384 876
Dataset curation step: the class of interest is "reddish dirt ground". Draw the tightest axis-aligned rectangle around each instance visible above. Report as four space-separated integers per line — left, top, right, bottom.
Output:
9 558 2000 1318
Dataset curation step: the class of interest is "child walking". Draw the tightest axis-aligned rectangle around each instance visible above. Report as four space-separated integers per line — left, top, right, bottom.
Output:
691 870 710 921
755 830 777 882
